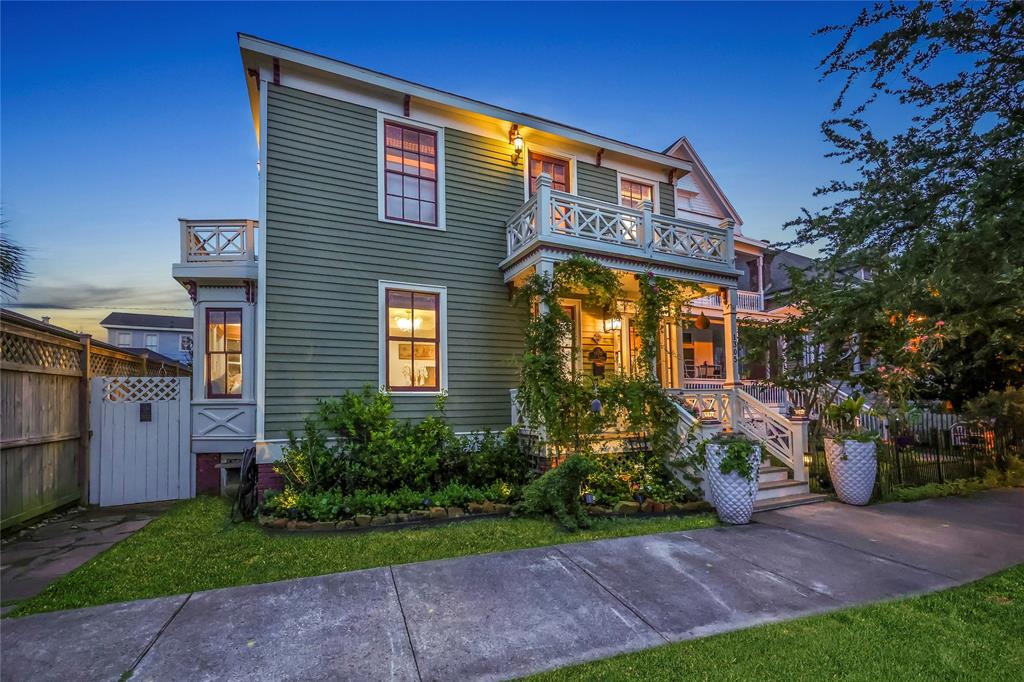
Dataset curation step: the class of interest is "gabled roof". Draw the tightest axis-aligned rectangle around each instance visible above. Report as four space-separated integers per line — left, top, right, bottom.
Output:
100 312 193 331
238 34 693 175
662 137 743 226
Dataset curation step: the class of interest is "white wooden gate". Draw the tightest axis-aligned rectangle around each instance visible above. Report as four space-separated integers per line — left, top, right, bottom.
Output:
89 376 192 506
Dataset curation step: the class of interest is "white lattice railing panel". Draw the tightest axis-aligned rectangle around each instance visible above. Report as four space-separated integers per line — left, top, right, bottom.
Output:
735 390 795 469
550 193 642 247
1 332 82 372
506 195 539 255
651 217 727 263
184 221 254 262
677 390 732 428
103 376 182 402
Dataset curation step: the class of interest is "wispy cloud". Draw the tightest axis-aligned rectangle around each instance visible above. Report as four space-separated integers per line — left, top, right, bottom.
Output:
10 281 191 311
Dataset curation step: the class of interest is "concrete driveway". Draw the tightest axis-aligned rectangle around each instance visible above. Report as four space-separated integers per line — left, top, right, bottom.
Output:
2 489 1021 682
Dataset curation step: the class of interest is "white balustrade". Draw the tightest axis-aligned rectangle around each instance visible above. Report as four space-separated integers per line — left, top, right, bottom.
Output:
504 180 731 269
549 191 642 246
181 220 256 263
650 216 727 262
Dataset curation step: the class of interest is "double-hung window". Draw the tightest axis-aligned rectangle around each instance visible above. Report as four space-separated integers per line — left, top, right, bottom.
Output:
382 121 439 227
382 286 445 392
620 178 654 210
206 309 242 398
144 334 159 352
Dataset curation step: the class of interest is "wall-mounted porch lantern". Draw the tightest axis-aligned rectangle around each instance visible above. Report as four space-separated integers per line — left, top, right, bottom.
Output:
602 316 622 333
509 124 523 165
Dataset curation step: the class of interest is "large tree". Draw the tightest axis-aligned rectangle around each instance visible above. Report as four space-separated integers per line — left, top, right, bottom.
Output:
785 0 1024 407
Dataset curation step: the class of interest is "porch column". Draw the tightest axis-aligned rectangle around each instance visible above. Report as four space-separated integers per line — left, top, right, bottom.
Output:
536 258 555 316
721 287 741 388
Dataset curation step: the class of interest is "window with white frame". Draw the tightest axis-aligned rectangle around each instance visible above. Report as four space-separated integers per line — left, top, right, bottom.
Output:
620 178 654 210
378 115 445 229
116 331 131 347
180 335 193 353
380 282 446 392
144 334 158 352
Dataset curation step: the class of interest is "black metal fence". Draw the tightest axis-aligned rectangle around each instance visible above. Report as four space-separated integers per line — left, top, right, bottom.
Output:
806 421 1022 498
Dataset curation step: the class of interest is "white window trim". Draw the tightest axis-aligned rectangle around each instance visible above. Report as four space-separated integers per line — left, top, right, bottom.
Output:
144 333 158 351
180 334 193 352
559 298 583 375
378 280 448 395
616 171 661 214
522 143 578 200
377 111 446 231
116 331 131 347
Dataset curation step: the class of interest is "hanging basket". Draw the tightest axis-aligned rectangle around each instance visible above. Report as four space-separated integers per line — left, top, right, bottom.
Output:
824 438 877 506
704 444 761 525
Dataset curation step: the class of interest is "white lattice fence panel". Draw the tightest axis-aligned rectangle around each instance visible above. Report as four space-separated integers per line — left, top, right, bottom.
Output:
1 332 82 372
103 376 181 402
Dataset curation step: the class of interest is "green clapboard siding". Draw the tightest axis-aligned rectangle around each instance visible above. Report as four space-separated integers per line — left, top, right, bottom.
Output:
264 84 528 438
576 161 617 204
659 181 676 216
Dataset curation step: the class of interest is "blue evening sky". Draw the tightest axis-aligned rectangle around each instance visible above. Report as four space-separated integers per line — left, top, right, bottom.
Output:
2 1 870 334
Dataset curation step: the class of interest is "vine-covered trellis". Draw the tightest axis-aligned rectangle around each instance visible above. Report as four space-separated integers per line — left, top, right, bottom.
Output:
513 256 705 473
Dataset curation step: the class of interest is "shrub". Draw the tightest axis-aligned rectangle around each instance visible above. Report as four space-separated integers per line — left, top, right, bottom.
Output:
520 455 597 531
277 387 533 499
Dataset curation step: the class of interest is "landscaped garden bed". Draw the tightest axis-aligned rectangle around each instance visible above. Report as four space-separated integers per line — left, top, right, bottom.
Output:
258 498 713 533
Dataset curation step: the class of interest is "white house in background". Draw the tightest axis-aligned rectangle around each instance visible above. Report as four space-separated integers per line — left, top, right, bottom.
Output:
99 312 194 364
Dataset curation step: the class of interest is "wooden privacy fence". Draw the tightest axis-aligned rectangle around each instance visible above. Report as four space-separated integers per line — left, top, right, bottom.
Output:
1 311 189 530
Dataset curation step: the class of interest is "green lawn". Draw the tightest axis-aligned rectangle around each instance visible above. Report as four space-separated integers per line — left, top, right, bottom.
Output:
526 563 1024 681
9 496 716 617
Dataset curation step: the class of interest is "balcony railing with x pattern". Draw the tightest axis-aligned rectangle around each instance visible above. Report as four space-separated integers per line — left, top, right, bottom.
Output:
180 219 257 263
504 173 733 271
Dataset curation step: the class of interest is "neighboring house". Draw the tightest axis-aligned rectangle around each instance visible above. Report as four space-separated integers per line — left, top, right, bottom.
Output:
100 312 193 365
172 35 813 503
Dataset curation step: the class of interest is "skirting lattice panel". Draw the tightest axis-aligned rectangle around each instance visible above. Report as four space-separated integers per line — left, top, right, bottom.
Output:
103 376 181 402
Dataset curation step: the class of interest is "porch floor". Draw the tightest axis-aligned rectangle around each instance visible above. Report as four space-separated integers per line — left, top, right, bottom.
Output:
3 489 1022 681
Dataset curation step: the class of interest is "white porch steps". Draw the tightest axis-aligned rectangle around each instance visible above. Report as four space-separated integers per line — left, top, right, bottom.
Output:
754 463 827 511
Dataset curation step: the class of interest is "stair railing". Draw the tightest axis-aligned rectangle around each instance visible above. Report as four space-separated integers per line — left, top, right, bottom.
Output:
733 389 808 481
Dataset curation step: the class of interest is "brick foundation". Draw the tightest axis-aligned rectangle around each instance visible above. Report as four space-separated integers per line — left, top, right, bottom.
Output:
195 454 220 495
257 463 284 502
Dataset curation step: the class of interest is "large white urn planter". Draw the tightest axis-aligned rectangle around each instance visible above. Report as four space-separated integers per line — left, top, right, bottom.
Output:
824 438 877 506
704 444 761 525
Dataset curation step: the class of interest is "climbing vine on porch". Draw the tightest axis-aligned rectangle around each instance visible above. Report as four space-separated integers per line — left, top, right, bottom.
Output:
513 258 706 466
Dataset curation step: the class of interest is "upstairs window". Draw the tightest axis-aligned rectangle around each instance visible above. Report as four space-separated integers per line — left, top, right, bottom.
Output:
116 331 131 347
383 121 438 226
144 334 159 352
620 179 654 210
206 309 242 398
529 152 569 194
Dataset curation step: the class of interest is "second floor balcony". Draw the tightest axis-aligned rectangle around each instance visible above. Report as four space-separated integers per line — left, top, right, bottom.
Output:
171 219 259 284
502 174 736 280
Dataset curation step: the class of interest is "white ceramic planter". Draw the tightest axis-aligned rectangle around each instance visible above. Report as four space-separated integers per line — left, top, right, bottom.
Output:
704 444 761 525
824 438 877 506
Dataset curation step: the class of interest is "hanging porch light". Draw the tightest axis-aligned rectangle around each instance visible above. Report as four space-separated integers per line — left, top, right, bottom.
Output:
694 311 711 330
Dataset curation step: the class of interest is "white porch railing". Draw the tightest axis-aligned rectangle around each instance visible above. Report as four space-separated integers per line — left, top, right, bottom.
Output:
690 290 764 312
505 174 732 269
180 219 257 263
733 389 802 472
679 379 789 409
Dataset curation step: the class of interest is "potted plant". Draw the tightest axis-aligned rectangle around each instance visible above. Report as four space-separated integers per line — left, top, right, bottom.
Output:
697 432 761 524
823 396 878 505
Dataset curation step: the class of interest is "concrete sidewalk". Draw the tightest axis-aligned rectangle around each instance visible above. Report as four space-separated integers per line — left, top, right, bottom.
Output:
2 489 1022 682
